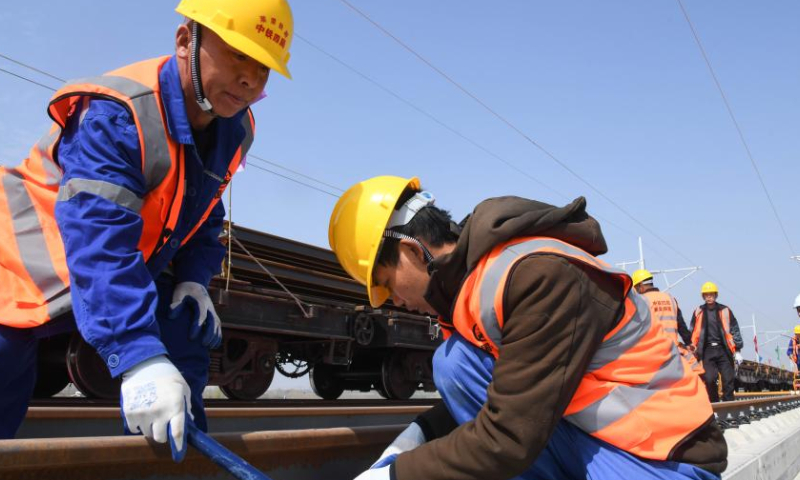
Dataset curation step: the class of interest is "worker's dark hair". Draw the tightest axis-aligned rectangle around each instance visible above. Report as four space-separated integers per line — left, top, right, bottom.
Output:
376 187 459 267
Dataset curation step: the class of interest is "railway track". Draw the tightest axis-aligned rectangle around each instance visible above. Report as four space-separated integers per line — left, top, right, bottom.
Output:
29 396 440 409
4 394 800 480
18 400 439 440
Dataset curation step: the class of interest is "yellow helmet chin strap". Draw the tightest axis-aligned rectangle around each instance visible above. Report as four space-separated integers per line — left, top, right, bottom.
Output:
190 21 216 116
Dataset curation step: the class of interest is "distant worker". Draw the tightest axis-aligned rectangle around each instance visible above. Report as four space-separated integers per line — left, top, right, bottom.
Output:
689 282 744 402
330 176 726 480
0 0 294 462
632 269 702 374
786 295 800 370
787 325 800 371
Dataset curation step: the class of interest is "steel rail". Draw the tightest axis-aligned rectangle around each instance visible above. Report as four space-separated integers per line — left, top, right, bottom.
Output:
0 425 400 480
5 396 800 479
24 404 433 420
713 394 800 428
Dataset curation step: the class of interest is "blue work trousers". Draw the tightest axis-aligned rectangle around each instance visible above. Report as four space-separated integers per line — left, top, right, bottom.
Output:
432 333 721 480
0 274 210 438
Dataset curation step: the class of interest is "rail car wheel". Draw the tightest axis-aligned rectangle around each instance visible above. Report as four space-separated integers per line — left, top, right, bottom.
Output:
33 333 71 398
220 361 276 400
375 383 390 399
66 333 120 399
380 351 418 400
310 364 344 400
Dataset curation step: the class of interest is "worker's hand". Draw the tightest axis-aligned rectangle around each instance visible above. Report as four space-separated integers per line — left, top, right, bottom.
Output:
734 352 744 364
170 281 222 348
370 422 425 468
121 355 193 463
354 464 391 480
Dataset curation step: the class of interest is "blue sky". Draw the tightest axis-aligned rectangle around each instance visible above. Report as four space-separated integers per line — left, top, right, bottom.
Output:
1 1 799 373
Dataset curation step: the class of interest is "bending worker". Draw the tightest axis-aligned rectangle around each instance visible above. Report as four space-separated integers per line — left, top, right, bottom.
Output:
0 0 294 461
329 176 727 480
689 283 744 403
632 269 702 374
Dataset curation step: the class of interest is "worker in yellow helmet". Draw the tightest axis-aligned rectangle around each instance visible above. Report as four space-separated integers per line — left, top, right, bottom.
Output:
0 0 294 462
689 282 744 402
786 296 800 370
787 325 800 371
632 269 692 345
330 176 726 480
632 270 701 375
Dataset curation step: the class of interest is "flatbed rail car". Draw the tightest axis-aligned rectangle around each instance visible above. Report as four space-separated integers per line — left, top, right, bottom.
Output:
33 223 442 401
735 360 795 392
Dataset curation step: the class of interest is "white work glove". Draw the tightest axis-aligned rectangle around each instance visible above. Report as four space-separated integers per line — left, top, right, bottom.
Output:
121 355 193 462
370 422 425 468
169 281 222 348
734 352 744 364
354 464 391 480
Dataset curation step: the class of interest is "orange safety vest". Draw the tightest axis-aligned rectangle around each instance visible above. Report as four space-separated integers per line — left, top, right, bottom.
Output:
641 290 704 375
451 236 713 460
690 306 736 355
0 56 254 328
790 337 800 364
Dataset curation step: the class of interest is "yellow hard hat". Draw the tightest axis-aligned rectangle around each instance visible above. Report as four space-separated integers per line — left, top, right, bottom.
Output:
329 176 421 308
794 325 800 335
631 269 653 287
176 0 294 78
700 281 718 295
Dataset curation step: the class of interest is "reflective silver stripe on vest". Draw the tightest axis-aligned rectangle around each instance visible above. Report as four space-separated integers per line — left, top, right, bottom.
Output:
565 344 687 433
2 169 67 301
57 178 143 212
35 128 63 186
240 111 254 157
478 238 631 353
587 293 652 372
46 290 73 320
478 246 519 348
62 75 170 192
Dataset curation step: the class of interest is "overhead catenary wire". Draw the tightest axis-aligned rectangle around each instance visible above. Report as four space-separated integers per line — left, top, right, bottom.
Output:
247 153 345 193
0 53 65 83
0 67 57 92
334 1 787 324
335 0 698 266
675 0 798 263
293 35 653 243
294 33 567 203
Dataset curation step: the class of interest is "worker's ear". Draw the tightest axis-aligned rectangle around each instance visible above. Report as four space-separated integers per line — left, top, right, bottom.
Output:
175 22 192 59
398 239 427 266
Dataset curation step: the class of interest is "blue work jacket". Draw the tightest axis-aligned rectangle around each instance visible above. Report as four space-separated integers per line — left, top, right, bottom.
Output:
53 56 248 377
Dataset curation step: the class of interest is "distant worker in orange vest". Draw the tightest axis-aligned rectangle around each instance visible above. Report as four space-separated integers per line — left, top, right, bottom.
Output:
330 176 726 480
0 0 294 461
787 325 800 371
786 295 800 371
689 282 744 402
632 269 703 375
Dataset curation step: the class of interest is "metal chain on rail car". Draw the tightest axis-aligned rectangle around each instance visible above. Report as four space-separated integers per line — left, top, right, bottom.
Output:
223 180 313 318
